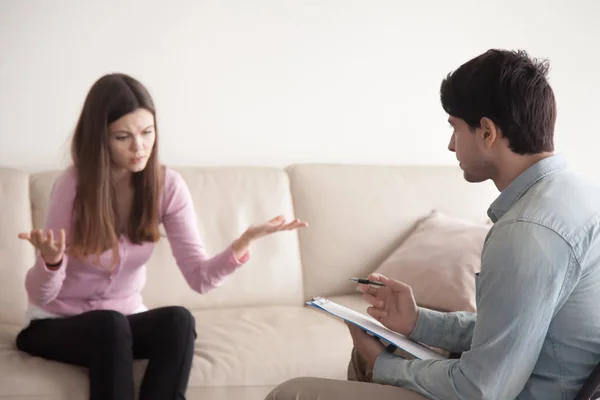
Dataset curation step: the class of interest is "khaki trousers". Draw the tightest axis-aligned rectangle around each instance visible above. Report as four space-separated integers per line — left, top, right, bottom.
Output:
265 348 428 400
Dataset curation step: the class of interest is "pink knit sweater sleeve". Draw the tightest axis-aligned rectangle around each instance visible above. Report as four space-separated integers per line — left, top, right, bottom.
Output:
161 168 249 294
24 168 75 306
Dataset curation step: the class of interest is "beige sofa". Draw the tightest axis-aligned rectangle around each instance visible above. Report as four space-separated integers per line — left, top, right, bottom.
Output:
0 164 497 400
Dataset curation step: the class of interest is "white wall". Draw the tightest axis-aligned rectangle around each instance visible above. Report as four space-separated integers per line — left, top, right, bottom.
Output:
0 0 598 173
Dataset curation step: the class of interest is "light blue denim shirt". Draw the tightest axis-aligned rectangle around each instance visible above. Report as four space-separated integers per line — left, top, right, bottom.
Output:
373 154 600 399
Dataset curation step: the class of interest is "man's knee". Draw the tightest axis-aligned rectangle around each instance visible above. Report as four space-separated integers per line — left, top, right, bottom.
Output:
266 377 317 400
347 347 370 382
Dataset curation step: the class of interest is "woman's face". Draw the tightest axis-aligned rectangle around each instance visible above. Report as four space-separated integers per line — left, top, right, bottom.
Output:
107 108 156 175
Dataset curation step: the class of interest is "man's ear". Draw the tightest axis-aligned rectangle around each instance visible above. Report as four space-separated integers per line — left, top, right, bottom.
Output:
479 117 499 148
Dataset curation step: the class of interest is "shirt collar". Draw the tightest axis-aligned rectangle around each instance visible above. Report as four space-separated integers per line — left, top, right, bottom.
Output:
487 153 568 222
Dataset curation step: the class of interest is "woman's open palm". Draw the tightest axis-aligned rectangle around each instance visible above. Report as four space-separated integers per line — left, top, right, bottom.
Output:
245 215 308 240
18 229 66 265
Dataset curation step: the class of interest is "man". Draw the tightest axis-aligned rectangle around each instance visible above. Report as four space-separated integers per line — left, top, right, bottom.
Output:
266 49 600 399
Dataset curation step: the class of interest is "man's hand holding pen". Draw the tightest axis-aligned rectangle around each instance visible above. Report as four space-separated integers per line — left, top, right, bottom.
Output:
357 273 419 338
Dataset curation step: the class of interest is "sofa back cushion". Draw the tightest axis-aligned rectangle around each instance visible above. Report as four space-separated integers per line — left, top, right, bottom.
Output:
287 164 498 300
28 167 304 311
0 169 35 325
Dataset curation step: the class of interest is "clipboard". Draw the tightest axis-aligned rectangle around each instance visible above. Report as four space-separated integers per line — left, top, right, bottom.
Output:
306 296 447 360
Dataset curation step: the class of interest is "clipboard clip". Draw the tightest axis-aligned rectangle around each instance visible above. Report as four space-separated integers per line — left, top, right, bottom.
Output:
309 296 329 306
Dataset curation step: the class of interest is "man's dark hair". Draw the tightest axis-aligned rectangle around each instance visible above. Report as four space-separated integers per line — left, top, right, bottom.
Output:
440 49 556 155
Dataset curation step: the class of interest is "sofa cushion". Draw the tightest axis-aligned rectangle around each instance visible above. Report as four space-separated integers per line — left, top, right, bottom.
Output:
0 298 367 399
286 164 498 301
372 210 490 312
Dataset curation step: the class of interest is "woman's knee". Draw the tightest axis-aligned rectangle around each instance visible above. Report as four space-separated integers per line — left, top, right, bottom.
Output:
85 310 132 348
161 306 196 337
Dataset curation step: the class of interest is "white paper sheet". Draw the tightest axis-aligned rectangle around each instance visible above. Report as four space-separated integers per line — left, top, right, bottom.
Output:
306 297 447 360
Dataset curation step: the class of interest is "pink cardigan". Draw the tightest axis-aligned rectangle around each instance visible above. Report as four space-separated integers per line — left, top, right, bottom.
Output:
25 166 249 317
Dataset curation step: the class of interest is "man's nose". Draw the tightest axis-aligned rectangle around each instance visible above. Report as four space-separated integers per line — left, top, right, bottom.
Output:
448 134 455 152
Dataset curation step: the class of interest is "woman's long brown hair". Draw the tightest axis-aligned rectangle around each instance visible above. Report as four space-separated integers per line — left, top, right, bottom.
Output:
69 73 162 269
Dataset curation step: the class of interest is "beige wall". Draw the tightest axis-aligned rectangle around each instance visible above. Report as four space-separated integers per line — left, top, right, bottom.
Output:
0 0 598 174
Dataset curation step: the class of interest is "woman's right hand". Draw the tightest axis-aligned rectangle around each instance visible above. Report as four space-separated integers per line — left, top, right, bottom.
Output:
359 273 419 337
18 229 66 265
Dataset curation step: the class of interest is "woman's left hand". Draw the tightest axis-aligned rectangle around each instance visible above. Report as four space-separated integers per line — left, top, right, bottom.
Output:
232 215 308 258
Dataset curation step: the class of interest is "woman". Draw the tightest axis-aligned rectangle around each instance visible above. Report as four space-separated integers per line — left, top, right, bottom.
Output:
15 73 307 400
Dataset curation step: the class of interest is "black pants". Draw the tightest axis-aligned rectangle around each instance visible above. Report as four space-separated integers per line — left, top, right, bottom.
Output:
16 306 196 400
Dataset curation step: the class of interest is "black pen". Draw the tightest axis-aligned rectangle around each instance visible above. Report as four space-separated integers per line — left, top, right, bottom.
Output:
349 277 385 287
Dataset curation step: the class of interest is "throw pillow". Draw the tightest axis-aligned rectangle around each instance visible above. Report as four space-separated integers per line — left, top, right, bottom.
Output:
372 210 490 313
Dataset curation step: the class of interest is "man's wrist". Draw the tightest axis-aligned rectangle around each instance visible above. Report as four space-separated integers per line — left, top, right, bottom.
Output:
407 308 419 337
